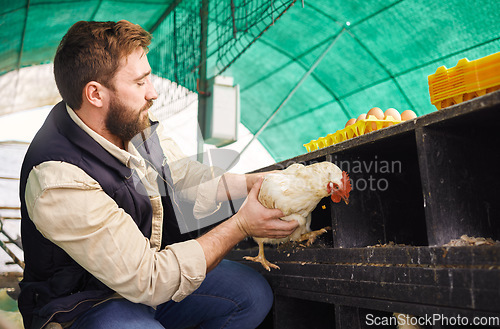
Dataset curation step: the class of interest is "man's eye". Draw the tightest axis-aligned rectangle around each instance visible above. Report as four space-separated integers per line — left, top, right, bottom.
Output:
138 81 145 86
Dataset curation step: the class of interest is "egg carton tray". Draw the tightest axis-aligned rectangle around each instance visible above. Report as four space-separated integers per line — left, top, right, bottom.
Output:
428 51 500 110
303 115 402 152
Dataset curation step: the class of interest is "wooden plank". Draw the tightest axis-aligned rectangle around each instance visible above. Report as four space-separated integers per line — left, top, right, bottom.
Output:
276 288 500 320
260 268 500 312
230 245 500 267
227 246 500 313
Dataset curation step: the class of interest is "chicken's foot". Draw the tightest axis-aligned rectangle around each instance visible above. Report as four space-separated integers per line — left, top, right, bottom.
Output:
244 241 280 271
296 226 331 246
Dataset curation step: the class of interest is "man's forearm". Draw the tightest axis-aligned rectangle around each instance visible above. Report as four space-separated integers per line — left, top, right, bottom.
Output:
202 177 297 272
196 216 246 272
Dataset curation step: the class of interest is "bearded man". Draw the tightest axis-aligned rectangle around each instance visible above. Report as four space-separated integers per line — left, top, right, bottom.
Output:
18 20 298 329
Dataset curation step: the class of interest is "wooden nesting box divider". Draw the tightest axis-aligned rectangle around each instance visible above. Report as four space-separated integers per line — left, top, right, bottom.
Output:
226 90 500 328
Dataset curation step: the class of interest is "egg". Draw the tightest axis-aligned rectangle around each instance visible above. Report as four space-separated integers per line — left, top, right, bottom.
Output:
367 107 384 119
401 110 417 121
345 118 356 128
366 107 384 131
384 108 401 121
356 113 367 122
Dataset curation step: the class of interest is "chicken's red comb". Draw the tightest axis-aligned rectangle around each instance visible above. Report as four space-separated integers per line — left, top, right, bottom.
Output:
342 171 352 197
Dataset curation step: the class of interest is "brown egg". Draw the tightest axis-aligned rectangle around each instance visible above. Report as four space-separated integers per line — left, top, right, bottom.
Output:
367 107 384 119
401 110 417 121
345 118 356 128
384 108 401 121
356 113 367 122
366 107 384 131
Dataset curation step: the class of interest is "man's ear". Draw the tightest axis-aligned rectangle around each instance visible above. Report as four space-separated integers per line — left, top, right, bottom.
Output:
83 81 108 108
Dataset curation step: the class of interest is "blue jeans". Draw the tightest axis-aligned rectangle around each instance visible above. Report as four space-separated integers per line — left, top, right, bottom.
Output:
70 260 273 329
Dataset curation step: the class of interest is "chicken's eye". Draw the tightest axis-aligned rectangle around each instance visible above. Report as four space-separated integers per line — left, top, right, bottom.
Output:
333 183 340 190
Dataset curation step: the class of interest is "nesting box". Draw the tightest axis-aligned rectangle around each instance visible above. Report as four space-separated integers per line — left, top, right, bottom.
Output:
227 90 500 329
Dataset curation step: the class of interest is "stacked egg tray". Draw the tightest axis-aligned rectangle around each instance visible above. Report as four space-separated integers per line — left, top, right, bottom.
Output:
428 51 500 110
303 115 401 152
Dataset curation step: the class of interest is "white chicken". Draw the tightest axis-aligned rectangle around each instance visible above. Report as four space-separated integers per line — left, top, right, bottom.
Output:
244 161 351 270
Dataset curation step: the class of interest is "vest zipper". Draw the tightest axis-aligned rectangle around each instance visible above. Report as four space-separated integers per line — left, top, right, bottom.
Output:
161 166 187 229
139 127 187 233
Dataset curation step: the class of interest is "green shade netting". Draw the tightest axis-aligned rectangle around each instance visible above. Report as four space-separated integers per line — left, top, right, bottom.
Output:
230 0 500 161
0 0 499 162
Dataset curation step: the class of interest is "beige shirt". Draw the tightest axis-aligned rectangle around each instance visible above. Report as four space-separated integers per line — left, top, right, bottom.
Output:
24 106 225 306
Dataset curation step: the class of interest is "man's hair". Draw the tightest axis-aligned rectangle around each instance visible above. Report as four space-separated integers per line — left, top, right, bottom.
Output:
54 20 152 110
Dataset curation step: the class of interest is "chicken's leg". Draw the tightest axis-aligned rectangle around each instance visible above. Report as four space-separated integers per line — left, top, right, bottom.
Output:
297 226 331 246
244 240 280 271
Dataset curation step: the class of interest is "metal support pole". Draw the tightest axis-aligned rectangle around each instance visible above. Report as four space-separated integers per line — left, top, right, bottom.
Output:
149 0 183 34
197 0 210 163
227 28 346 169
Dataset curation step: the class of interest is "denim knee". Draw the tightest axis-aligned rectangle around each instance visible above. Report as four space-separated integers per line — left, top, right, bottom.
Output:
234 264 274 327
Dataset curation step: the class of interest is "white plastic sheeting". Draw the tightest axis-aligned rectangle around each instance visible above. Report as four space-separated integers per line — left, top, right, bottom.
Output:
0 64 61 117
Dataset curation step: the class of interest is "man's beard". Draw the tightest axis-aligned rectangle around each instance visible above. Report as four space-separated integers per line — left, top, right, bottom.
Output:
105 96 153 143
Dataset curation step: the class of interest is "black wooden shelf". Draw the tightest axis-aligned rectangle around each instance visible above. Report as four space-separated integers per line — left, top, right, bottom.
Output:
226 90 500 328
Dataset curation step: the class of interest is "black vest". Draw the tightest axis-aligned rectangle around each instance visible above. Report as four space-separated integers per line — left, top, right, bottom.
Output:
18 102 193 329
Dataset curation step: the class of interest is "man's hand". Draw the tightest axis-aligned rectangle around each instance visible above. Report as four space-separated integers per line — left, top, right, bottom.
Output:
233 177 298 239
244 170 279 193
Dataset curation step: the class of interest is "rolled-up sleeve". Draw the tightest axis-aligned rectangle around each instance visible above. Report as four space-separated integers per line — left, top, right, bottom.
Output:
25 161 206 305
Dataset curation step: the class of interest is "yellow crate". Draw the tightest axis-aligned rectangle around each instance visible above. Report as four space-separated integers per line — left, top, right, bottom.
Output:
428 51 500 110
303 116 402 152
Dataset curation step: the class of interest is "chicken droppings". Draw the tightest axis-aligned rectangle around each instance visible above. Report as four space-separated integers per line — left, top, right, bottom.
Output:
367 241 407 248
443 235 499 247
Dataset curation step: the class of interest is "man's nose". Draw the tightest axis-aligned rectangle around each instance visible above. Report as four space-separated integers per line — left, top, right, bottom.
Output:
146 77 158 100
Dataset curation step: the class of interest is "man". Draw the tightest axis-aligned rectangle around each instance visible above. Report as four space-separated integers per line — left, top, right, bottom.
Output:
18 20 298 329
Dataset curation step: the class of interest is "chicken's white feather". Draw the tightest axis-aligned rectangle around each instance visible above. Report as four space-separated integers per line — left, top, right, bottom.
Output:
255 162 343 245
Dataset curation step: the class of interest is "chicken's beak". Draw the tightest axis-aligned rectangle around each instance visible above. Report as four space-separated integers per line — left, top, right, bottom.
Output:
330 189 349 205
329 181 350 205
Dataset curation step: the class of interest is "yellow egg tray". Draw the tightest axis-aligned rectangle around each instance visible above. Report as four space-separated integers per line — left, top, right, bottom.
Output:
428 51 500 110
303 115 402 152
